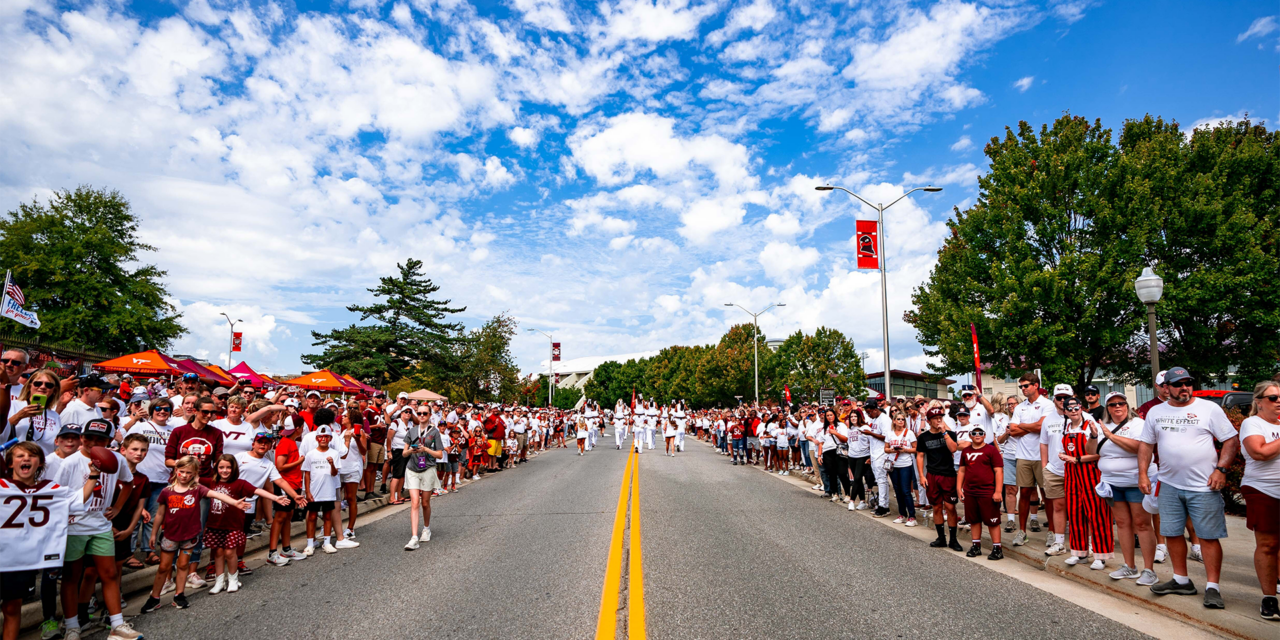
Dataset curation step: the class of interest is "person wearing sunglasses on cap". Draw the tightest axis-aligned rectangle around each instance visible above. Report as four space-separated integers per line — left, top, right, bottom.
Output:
1058 397 1113 570
1138 367 1239 609
1237 379 1280 620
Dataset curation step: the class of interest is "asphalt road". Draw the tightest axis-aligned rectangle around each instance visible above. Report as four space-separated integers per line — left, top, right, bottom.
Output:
90 440 1151 640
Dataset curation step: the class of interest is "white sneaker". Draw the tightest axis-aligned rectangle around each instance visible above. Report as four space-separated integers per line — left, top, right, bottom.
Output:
160 577 176 595
227 572 240 593
343 528 355 539
1188 547 1203 563
1110 564 1140 580
892 516 905 524
64 629 82 640
321 542 337 554
335 538 360 549
422 526 431 542
186 572 207 589
1065 555 1081 566
268 551 289 566
848 501 856 511
1045 543 1066 556
905 518 918 527
813 484 823 491
209 573 226 595
855 501 869 511
1154 543 1167 563
405 536 420 550
1137 568 1159 586
1089 559 1106 571
284 549 308 561
303 545 316 557
107 622 143 640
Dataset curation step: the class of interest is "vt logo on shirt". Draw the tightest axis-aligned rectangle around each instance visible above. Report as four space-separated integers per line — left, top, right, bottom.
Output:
964 452 984 463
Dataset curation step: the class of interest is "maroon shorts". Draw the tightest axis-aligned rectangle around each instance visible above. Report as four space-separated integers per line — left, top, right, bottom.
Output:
926 473 958 505
203 528 246 550
963 492 1001 528
1242 485 1279 535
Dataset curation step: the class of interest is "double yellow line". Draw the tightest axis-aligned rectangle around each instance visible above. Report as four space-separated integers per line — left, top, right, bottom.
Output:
595 449 645 640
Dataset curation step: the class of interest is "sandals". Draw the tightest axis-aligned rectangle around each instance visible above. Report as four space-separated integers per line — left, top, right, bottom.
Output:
124 557 146 569
144 553 161 566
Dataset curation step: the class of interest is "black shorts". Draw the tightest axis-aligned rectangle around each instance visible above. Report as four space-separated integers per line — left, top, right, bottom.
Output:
274 485 297 513
115 536 133 561
306 500 336 514
390 450 408 480
0 570 38 602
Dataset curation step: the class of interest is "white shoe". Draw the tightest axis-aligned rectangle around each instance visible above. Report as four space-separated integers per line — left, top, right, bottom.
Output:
1109 564 1140 580
343 528 355 539
1065 555 1082 566
227 572 240 593
1188 547 1203 563
209 573 226 595
905 518 918 527
321 542 338 554
186 572 207 589
405 536 420 550
1011 531 1027 547
1045 543 1066 556
160 577 176 595
268 551 289 566
1089 559 1106 571
855 501 869 510
848 501 856 511
335 538 360 549
303 545 315 557
422 526 431 542
892 516 905 524
284 549 308 561
812 484 823 491
1154 543 1167 563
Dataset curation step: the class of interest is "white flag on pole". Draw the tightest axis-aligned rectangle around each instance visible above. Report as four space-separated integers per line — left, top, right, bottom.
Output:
1 270 41 329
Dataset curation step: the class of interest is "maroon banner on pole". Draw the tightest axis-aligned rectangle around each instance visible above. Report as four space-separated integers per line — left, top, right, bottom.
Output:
855 220 879 269
232 332 243 352
970 323 983 393
551 342 561 362
784 384 791 403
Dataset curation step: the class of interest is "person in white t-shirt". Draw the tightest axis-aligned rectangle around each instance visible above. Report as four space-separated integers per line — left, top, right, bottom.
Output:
210 396 264 458
884 411 919 526
237 433 303 568
861 401 892 517
991 393 1019 532
125 397 178 563
1008 373 1051 546
1038 384 1075 555
1096 392 1159 586
1138 367 1239 608
7 370 61 454
301 424 359 555
1238 380 1280 620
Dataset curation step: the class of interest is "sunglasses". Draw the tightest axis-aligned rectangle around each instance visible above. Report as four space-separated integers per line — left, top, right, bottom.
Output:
1106 402 1128 408
1054 396 1071 401
197 409 214 416
1167 381 1193 388
1065 405 1082 411
1018 383 1033 389
1263 395 1280 403
99 406 118 412
1 358 26 366
153 407 172 413
29 380 56 390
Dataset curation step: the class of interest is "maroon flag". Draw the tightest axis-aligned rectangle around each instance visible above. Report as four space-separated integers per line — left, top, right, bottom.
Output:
855 220 879 269
232 332 243 352
970 323 983 393
551 343 561 361
784 384 791 403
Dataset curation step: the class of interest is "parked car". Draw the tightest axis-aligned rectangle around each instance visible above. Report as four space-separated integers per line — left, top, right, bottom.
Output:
1193 390 1253 414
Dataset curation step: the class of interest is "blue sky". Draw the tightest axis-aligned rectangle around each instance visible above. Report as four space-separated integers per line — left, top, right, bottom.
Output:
1 0 1275 377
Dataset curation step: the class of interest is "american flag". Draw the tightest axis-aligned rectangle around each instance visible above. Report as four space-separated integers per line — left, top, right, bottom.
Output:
4 279 23 306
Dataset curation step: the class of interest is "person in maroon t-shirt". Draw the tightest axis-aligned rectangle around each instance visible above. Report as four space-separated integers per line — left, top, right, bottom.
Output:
958 425 1005 560
200 454 287 594
164 397 225 479
1136 370 1169 419
359 395 384 496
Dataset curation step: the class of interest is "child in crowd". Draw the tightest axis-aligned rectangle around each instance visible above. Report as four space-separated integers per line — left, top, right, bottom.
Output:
202 454 289 594
302 425 360 555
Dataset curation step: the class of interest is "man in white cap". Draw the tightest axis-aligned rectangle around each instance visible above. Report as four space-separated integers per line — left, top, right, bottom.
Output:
1038 383 1076 555
1137 370 1169 419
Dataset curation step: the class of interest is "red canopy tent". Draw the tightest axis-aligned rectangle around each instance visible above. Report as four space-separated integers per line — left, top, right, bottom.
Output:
175 359 235 386
280 370 362 393
227 362 280 388
339 374 378 395
94 350 184 378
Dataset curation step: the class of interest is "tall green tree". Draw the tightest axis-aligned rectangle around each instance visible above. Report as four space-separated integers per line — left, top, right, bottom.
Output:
0 186 185 353
762 327 865 403
304 259 465 383
439 313 521 403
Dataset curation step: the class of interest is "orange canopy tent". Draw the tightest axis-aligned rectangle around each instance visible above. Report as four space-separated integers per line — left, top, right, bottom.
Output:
279 369 363 393
205 363 233 380
339 374 378 395
94 350 185 378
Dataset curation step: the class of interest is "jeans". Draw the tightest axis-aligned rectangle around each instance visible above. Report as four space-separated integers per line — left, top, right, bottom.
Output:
822 453 850 497
800 440 811 468
849 456 874 501
732 438 746 461
137 482 166 554
889 465 917 518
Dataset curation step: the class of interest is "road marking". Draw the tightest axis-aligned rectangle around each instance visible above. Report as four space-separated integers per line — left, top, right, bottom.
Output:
595 449 634 640
628 451 645 640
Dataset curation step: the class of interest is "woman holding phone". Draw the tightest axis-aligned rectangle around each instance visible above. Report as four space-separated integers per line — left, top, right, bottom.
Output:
6 369 61 454
819 408 851 503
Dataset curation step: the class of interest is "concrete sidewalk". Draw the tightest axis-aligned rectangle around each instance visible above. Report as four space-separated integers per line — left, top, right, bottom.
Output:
701 440 1276 640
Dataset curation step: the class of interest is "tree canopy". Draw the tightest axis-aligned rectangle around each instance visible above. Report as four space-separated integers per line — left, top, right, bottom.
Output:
0 186 185 353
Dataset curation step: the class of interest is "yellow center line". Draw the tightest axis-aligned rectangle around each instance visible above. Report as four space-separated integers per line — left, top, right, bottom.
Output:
628 451 646 640
595 449 634 640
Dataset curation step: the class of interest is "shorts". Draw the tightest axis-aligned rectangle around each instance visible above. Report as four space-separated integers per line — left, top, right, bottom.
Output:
65 531 115 562
0 570 38 602
926 473 958 505
963 493 1002 528
340 471 361 485
516 433 528 449
1109 485 1146 503
1242 485 1280 535
1158 485 1228 540
487 439 503 457
306 500 336 514
115 535 134 561
390 450 408 480
203 527 246 550
1002 457 1017 486
747 437 760 450
405 469 442 492
1015 459 1045 488
274 485 297 513
1043 470 1065 500
443 461 458 475
158 535 199 553
366 441 386 465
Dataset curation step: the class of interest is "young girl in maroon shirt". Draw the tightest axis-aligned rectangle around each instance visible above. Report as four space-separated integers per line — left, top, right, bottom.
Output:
201 455 289 595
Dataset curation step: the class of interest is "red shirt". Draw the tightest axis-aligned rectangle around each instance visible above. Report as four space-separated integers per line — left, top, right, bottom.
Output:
484 415 505 440
274 437 302 489
201 478 255 530
959 443 1003 496
300 409 316 430
165 424 224 479
158 484 209 542
729 423 745 439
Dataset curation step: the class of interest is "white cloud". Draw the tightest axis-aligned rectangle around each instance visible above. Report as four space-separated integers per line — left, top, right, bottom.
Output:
568 209 637 236
950 135 972 151
763 210 801 236
1237 15 1278 47
707 0 776 46
758 241 819 282
1051 1 1096 24
569 111 754 190
903 163 980 188
512 0 574 32
1013 75 1034 92
595 0 716 48
1184 111 1250 139
509 126 539 147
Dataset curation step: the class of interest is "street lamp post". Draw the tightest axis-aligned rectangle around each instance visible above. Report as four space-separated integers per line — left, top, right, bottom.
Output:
219 313 243 370
1134 266 1164 389
815 184 941 397
528 328 554 408
724 302 785 405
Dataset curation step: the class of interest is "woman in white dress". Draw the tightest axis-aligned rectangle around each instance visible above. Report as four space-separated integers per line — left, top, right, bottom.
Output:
574 417 589 455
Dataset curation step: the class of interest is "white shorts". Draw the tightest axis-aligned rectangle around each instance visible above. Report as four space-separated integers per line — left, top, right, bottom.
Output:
405 469 442 492
340 471 362 485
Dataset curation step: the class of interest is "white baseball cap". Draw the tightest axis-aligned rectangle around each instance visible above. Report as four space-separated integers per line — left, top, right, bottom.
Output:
1104 391 1127 404
397 391 409 399
283 398 300 408
315 425 333 437
1155 370 1167 385
1053 384 1074 397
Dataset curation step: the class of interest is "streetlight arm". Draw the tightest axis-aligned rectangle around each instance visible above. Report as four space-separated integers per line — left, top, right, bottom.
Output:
882 187 930 211
827 186 878 211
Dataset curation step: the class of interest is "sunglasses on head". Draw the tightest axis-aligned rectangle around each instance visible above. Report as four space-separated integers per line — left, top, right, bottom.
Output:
29 380 56 389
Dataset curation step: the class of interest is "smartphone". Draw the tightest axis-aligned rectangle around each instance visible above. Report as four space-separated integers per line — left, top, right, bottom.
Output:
30 393 47 406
